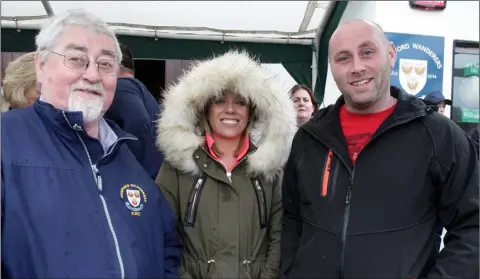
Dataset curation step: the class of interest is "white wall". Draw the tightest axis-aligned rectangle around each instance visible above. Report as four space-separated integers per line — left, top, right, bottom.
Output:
323 1 480 114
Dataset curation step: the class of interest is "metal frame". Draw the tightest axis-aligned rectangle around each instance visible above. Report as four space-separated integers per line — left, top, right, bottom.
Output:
40 0 54 16
450 39 480 122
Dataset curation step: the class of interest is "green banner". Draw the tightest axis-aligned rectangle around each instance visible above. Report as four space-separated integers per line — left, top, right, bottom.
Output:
461 108 479 123
464 63 479 77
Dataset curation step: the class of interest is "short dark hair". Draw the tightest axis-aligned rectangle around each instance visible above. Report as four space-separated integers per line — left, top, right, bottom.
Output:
120 43 135 71
289 84 319 114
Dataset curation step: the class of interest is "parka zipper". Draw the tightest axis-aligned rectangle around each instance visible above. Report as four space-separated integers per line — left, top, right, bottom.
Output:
62 113 133 279
251 178 268 228
184 175 207 227
184 150 260 228
306 112 428 279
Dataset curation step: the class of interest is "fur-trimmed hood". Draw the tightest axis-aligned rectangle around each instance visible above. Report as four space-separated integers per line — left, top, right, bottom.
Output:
156 50 297 181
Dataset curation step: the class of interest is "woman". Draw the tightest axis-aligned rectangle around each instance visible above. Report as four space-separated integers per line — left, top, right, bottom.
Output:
155 50 297 278
289 84 318 125
2 52 38 111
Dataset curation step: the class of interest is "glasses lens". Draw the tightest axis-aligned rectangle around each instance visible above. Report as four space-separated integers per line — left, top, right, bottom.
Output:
97 59 116 75
64 54 89 70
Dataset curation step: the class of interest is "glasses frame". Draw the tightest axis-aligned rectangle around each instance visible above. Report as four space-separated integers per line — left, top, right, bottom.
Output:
45 50 118 76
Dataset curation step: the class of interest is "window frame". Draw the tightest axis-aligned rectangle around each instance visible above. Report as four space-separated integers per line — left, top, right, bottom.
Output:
450 40 480 131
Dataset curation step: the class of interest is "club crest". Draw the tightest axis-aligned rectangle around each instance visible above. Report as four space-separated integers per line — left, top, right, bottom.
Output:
120 184 147 216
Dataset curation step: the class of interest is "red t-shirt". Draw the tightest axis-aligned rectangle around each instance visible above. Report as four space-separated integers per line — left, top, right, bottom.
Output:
339 104 396 164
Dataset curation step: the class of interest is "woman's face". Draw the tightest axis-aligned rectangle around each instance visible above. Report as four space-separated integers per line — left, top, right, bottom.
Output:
292 89 314 124
208 92 249 140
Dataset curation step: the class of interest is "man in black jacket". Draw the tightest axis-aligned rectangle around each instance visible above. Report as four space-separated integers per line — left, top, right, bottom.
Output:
280 19 479 279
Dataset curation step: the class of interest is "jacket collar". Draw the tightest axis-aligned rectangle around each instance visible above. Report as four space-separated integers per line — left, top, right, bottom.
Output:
33 99 137 162
303 86 432 166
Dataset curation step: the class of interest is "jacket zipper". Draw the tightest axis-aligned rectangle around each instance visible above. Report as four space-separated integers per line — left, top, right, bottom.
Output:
184 175 206 227
321 150 334 197
62 113 127 279
251 178 268 228
312 113 428 279
337 167 354 279
187 150 259 228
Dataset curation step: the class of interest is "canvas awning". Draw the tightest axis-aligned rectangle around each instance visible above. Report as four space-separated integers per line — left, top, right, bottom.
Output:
1 1 348 103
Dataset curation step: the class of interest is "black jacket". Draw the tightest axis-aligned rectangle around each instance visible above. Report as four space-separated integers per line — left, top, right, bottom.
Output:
280 87 479 279
469 125 479 157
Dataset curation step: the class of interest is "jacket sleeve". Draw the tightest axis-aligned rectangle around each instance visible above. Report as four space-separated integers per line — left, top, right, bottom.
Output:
155 163 183 278
427 123 479 278
260 171 283 278
279 143 303 278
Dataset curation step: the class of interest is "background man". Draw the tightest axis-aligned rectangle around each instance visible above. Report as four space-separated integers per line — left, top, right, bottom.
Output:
417 90 452 115
104 44 163 179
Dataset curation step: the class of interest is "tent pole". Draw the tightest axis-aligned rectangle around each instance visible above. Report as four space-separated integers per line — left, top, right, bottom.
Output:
1 22 314 46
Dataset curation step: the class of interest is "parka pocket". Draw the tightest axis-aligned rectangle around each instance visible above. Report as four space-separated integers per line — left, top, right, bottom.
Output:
320 149 338 198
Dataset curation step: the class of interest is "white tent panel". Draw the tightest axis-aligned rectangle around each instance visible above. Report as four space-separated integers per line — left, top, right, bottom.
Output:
1 1 45 17
1 1 334 43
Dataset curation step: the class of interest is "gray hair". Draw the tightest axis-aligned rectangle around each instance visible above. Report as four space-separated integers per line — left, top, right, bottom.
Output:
35 8 122 63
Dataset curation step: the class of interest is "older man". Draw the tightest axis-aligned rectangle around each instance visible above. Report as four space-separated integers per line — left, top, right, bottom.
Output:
1 9 181 278
280 19 479 278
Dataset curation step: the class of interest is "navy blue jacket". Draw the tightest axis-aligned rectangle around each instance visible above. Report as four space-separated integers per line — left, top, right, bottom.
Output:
1 100 181 278
104 77 163 179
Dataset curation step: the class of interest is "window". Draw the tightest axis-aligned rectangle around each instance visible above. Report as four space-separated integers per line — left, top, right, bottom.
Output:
450 40 479 133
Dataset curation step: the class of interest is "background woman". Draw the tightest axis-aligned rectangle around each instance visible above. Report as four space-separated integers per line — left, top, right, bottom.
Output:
155 50 297 278
2 52 38 111
289 84 318 125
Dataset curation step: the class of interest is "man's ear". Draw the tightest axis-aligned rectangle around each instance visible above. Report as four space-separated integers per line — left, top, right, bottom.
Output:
388 42 397 68
34 52 45 82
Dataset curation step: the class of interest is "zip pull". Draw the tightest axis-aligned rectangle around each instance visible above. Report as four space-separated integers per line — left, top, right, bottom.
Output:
345 185 352 204
92 164 103 192
321 150 334 197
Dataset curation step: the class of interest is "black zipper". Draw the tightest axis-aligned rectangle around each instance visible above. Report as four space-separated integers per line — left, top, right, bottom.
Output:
337 167 354 279
251 178 268 228
183 174 207 227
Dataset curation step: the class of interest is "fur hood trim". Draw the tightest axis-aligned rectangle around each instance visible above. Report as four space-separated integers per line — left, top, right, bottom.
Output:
156 50 297 182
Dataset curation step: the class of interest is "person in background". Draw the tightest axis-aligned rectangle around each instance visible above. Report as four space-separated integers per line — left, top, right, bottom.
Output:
417 90 451 115
1 52 39 111
1 9 180 278
104 43 163 179
156 50 297 278
289 84 318 125
280 19 478 279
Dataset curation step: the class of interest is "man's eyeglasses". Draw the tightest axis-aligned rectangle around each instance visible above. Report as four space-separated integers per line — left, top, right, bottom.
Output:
46 50 118 75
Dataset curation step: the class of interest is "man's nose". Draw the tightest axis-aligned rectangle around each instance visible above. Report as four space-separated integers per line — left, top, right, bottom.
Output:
350 56 366 75
81 62 102 83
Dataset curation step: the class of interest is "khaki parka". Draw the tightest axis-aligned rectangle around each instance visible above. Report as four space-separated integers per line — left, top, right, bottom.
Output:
155 50 297 279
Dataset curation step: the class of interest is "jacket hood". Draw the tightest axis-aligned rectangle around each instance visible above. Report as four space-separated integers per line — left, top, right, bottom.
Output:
156 50 297 181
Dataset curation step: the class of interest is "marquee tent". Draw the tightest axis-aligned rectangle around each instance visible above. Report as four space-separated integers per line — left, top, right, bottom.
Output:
1 1 347 102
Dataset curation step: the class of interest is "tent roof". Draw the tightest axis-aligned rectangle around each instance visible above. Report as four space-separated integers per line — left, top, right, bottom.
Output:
1 1 333 45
